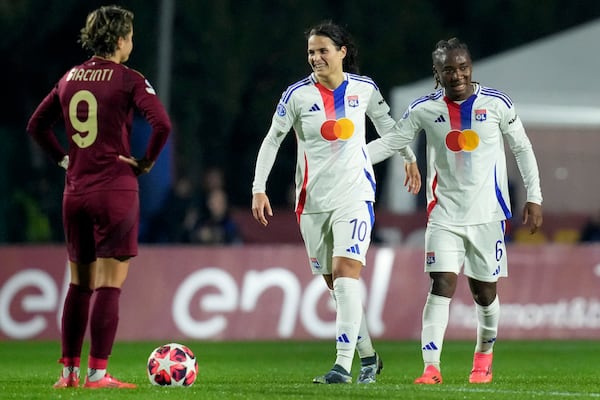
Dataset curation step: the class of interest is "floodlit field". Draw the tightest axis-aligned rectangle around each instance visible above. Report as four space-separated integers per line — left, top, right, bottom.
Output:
1 340 598 399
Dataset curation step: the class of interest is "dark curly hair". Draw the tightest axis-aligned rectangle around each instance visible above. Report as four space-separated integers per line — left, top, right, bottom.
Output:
79 5 134 57
305 21 360 74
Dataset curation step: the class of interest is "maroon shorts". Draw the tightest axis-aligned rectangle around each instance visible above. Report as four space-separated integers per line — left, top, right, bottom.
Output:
63 190 139 263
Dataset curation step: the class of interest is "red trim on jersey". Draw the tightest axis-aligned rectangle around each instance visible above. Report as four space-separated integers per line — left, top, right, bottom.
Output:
444 96 462 130
426 173 438 218
295 153 309 223
315 83 336 119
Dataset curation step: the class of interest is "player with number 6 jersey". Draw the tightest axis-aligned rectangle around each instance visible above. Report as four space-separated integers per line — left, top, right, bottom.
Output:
368 37 543 385
26 5 171 390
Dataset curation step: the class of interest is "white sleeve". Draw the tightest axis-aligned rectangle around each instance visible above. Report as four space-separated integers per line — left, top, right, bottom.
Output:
367 112 419 164
367 90 417 164
502 111 543 204
252 125 289 194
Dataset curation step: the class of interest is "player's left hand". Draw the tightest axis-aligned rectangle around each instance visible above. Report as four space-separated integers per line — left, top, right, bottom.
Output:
522 202 543 234
58 155 69 170
118 155 155 176
404 161 421 195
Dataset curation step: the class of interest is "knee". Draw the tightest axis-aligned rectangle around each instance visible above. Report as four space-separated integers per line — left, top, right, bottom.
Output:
471 283 497 306
472 290 496 306
430 273 457 298
332 257 362 280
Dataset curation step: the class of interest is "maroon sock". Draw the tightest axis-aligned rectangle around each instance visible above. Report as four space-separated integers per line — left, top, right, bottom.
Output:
89 287 121 361
60 283 92 363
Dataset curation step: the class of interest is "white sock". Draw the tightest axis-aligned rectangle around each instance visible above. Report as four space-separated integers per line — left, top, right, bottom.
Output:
329 288 375 360
475 296 500 354
62 366 79 378
356 309 375 360
333 277 362 373
421 293 451 370
87 368 107 382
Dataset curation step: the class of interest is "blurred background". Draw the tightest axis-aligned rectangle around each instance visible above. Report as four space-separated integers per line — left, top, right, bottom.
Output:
2 0 600 245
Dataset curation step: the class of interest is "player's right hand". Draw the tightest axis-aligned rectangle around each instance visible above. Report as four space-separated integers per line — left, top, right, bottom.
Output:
252 192 273 227
404 161 421 194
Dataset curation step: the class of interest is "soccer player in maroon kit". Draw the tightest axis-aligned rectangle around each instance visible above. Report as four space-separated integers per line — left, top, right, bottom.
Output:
26 5 171 389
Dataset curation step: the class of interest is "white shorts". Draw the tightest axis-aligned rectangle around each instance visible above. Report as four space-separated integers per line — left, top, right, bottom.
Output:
424 220 508 282
299 202 374 275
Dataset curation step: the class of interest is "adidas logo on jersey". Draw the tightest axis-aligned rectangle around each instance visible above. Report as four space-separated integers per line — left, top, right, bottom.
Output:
309 104 321 112
434 115 446 123
492 265 501 276
346 244 360 254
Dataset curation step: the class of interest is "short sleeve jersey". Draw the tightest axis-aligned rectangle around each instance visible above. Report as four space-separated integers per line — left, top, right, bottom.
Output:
395 84 542 225
27 57 171 194
267 73 395 214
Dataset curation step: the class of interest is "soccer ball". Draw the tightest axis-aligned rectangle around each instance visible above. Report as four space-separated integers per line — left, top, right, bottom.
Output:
147 342 198 386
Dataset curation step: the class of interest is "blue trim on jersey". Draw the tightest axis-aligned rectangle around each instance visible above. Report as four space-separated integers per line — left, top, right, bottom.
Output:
460 95 477 129
366 201 375 227
495 165 512 219
481 87 513 109
348 73 379 90
363 143 376 194
281 77 311 104
409 89 443 109
333 80 348 118
364 168 376 192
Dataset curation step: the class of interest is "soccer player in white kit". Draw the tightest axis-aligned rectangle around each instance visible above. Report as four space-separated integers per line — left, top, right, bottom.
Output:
368 38 543 384
251 21 421 384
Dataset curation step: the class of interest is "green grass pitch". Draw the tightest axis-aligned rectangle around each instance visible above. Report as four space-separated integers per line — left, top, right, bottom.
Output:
0 340 598 399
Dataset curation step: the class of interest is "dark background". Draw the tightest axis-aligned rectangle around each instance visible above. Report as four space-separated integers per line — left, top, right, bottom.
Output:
2 0 599 242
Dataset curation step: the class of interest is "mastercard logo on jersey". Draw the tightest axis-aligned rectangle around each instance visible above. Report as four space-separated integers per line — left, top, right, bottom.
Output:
320 118 355 141
445 129 480 152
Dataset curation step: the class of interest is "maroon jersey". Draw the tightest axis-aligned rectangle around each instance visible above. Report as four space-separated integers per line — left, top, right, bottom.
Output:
27 56 171 194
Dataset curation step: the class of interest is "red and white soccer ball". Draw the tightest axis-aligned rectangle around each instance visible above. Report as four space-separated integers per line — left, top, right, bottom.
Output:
147 342 198 386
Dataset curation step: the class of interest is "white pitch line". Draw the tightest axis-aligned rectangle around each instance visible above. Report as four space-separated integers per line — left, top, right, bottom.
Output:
430 386 600 398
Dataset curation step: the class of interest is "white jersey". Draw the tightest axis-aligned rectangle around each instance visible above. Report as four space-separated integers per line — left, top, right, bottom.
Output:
369 83 542 225
253 73 415 215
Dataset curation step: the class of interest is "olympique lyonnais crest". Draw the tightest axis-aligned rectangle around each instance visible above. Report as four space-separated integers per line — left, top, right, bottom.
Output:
310 257 322 270
347 95 359 107
426 251 436 265
475 109 487 121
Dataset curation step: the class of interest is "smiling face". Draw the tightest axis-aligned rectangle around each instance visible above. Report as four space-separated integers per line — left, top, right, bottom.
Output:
307 34 346 88
433 48 473 101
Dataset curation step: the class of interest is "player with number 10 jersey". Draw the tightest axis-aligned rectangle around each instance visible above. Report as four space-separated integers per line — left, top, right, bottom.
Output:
253 72 416 218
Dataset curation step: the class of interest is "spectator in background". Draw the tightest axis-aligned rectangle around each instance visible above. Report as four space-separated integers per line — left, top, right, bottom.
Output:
193 187 241 245
26 5 171 389
580 209 600 242
368 37 543 384
197 166 225 214
145 175 201 243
